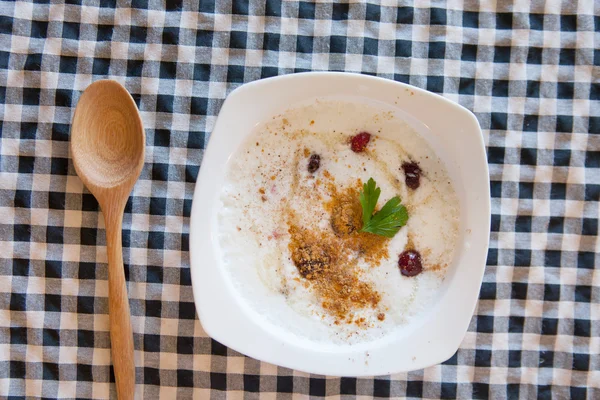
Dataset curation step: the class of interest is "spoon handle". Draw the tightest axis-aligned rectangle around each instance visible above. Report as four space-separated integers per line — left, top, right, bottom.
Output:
104 206 136 400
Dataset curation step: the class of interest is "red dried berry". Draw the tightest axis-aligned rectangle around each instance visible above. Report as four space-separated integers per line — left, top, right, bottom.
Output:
307 154 321 173
350 132 371 153
398 250 423 277
402 161 421 190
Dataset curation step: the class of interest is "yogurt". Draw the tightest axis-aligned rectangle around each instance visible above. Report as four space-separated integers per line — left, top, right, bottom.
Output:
217 100 459 345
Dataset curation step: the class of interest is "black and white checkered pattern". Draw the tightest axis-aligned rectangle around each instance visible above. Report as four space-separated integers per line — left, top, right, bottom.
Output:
0 1 598 398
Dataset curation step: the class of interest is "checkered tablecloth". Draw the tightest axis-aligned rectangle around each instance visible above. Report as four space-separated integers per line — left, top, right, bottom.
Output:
0 1 598 398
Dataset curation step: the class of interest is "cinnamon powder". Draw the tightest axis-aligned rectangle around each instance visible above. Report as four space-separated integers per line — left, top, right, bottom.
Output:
287 177 390 322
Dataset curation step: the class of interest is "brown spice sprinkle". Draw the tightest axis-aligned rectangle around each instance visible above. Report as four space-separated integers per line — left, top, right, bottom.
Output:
322 170 334 181
290 231 332 279
258 187 266 195
286 180 391 322
329 189 362 235
427 263 446 272
325 185 390 265
288 224 381 321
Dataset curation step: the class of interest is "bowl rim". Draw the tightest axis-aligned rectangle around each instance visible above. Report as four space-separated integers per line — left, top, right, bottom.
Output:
190 71 490 376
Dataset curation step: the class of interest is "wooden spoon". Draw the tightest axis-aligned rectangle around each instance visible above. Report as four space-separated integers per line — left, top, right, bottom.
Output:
71 80 145 399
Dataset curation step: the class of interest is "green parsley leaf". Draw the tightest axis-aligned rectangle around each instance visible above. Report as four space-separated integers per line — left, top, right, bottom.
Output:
360 178 409 238
359 178 380 226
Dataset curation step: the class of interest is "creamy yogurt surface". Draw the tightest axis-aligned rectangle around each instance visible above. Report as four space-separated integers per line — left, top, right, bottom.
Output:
217 99 459 345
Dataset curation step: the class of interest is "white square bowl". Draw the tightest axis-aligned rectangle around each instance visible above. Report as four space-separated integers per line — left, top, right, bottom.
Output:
190 72 490 376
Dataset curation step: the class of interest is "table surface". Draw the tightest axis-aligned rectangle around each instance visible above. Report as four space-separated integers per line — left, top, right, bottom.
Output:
0 1 598 399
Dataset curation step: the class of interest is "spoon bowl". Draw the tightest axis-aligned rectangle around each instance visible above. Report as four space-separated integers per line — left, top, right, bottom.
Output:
71 79 145 399
71 80 145 193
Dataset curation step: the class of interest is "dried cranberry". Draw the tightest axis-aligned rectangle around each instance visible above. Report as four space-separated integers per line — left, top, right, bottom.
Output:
308 154 320 173
402 161 421 190
398 250 423 277
350 132 371 153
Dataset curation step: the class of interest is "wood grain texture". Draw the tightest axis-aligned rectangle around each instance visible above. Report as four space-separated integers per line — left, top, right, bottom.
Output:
70 80 145 400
